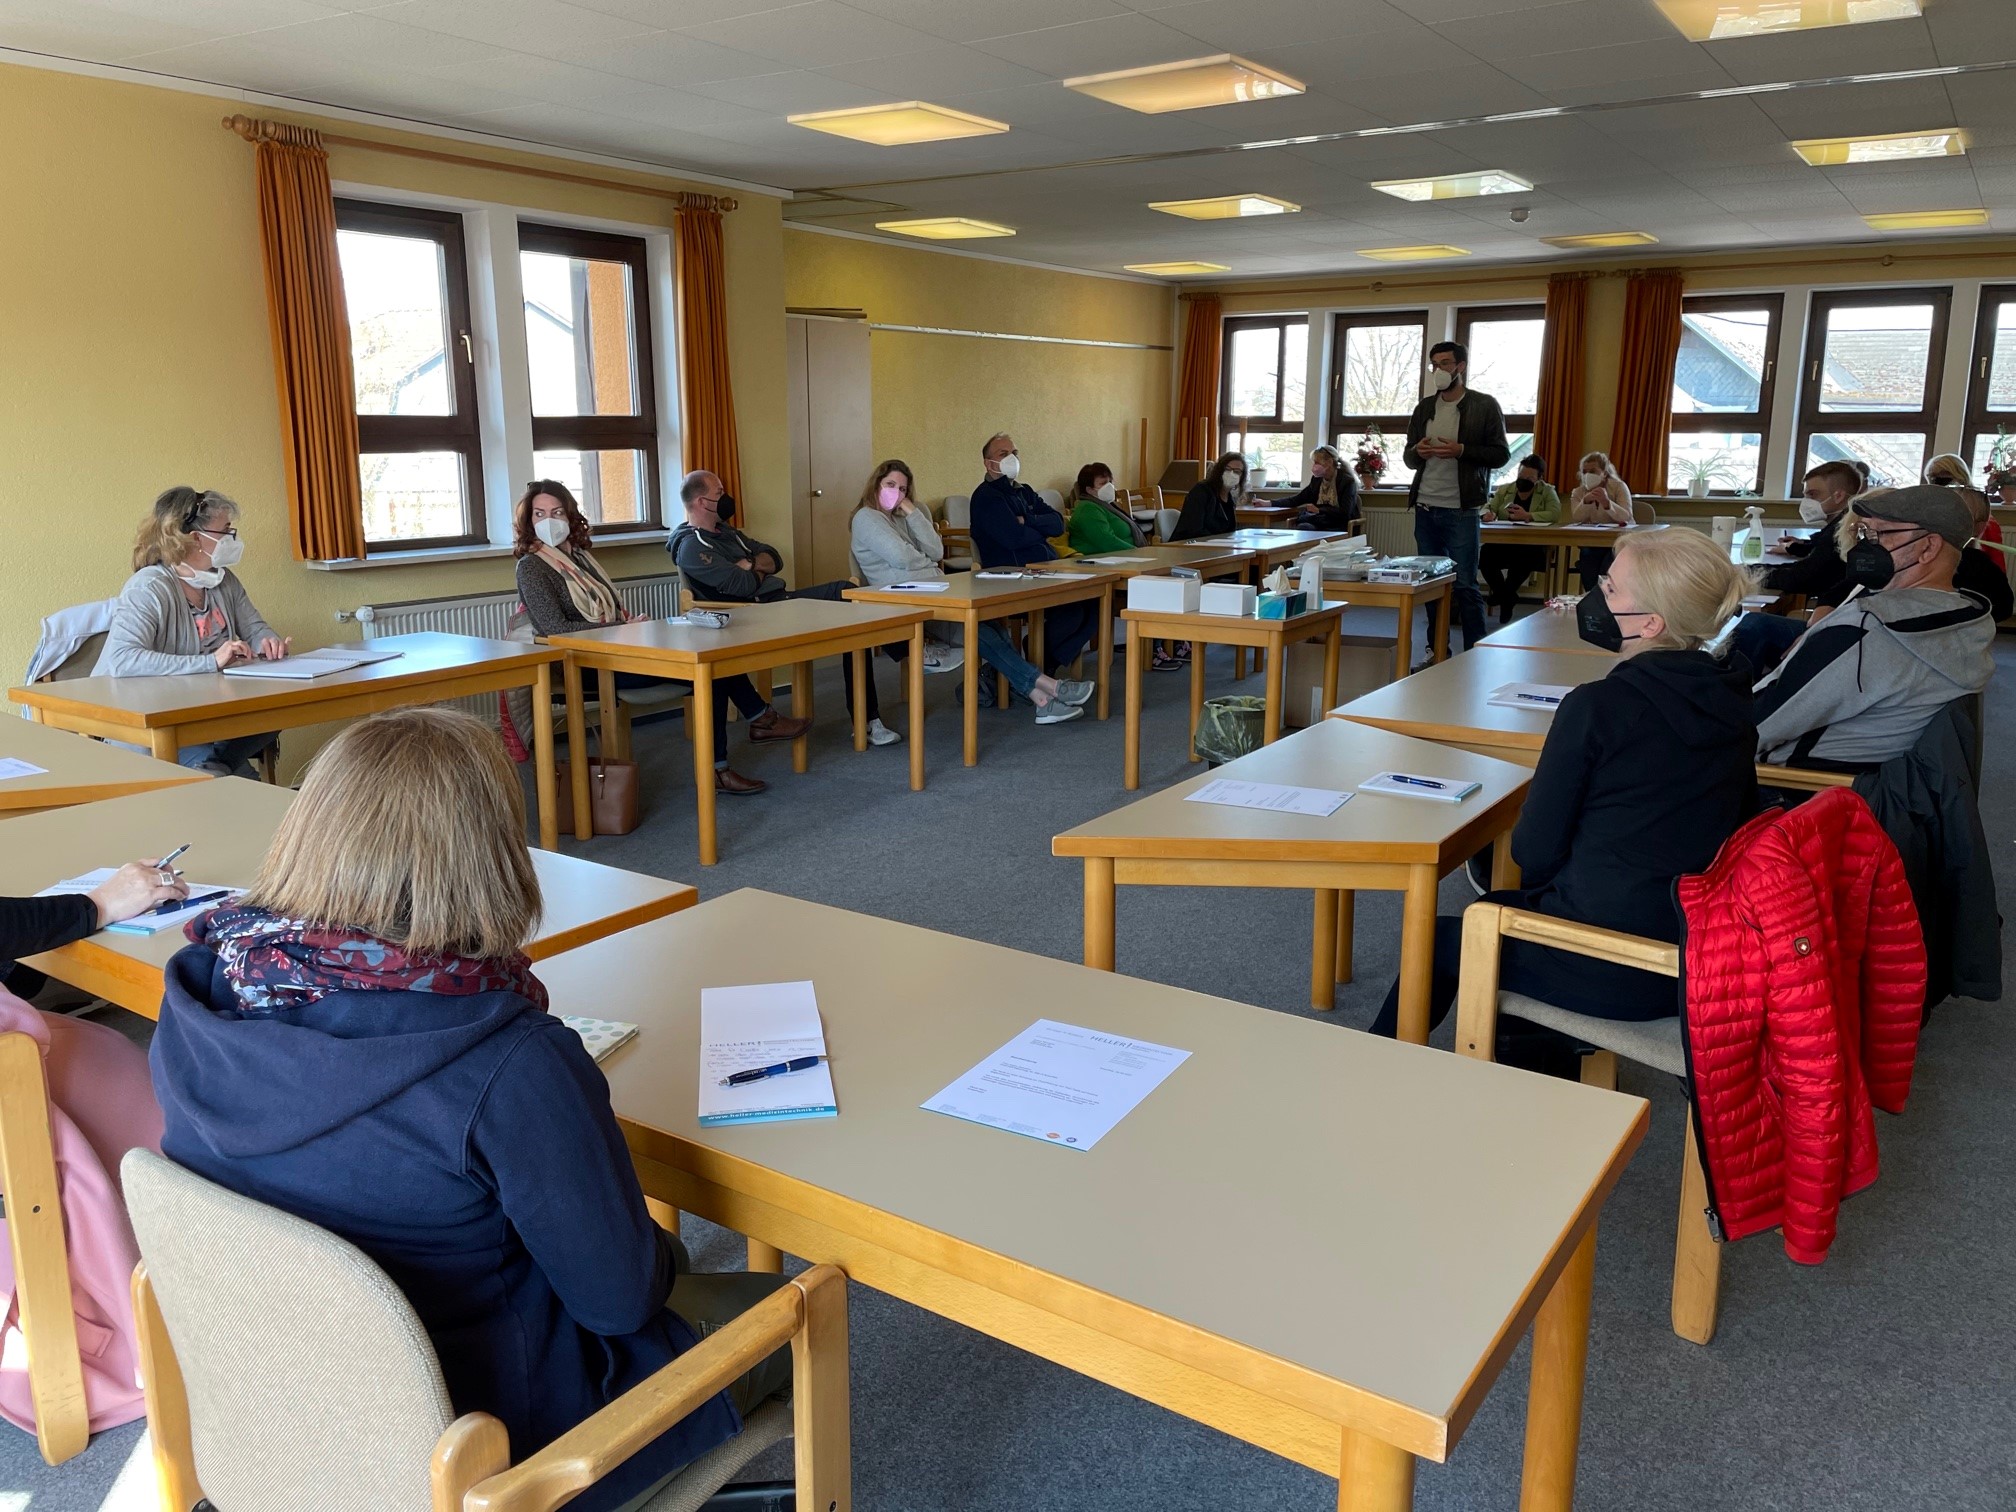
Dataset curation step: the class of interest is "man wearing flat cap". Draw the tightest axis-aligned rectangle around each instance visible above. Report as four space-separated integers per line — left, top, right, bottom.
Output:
1754 484 1996 771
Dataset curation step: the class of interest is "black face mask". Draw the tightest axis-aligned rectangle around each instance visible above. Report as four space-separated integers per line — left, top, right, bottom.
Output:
1576 584 1648 653
714 493 736 525
1515 477 1535 495
1844 530 1926 592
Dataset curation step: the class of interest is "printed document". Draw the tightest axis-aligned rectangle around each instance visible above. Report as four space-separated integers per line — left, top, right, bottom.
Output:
922 1019 1190 1151
1486 682 1573 710
1185 777 1350 817
0 758 48 781
698 980 837 1126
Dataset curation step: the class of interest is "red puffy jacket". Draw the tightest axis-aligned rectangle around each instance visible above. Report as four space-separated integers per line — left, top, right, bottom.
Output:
1676 787 1925 1264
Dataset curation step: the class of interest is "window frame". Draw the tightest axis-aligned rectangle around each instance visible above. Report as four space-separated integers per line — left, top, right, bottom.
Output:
518 219 663 533
1328 309 1430 485
1669 292 1784 496
1794 285 1952 489
1962 282 2016 480
335 198 488 552
1217 314 1308 475
1454 301 1543 481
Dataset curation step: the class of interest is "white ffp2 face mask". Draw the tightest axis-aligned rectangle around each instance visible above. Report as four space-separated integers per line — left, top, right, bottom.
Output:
1095 482 1116 504
1581 470 1604 490
205 531 245 569
177 564 225 589
1798 497 1831 527
534 517 570 548
1426 368 1455 396
997 453 1021 481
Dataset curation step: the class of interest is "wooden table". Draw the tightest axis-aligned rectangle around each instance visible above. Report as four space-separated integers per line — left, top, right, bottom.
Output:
1324 576 1456 682
1118 601 1345 789
1234 503 1298 528
1733 524 1814 565
547 601 933 867
0 778 693 1017
1475 607 1617 657
1076 544 1255 582
1056 719 1531 1036
540 889 1648 1512
8 633 566 849
846 569 1121 768
1188 528 1355 576
0 717 208 817
1330 649 1614 766
1479 522 1628 597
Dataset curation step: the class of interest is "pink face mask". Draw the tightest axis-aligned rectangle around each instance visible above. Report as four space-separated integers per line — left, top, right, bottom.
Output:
878 485 905 511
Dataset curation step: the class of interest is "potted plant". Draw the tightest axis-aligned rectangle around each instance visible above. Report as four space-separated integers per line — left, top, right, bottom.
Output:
1678 451 1739 498
1355 427 1389 488
1983 426 2016 505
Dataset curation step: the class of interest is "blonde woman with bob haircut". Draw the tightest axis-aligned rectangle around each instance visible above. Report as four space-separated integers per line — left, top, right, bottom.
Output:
96 485 290 772
1369 525 1759 1057
151 706 793 1512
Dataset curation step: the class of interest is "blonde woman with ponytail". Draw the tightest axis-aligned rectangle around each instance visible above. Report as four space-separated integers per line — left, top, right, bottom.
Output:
1370 525 1758 1053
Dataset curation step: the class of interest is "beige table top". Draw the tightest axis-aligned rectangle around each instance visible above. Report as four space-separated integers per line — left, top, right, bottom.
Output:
0 718 209 812
1331 648 1615 752
1055 719 1530 865
8 633 560 731
1074 544 1256 578
546 600 932 668
1121 601 1345 636
1478 521 1629 543
542 889 1647 1459
1475 608 1617 657
848 566 1122 611
1188 528 1350 555
0 778 693 1013
1322 573 1456 604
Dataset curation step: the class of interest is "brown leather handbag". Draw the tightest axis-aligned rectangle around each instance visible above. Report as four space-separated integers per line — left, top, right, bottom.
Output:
554 755 640 836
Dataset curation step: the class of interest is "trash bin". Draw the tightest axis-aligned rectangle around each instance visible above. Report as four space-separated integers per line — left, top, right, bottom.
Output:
1193 694 1268 766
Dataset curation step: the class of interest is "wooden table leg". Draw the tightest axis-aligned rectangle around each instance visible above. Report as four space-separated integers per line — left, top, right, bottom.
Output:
1339 1428 1415 1512
1030 606 1046 675
596 667 619 761
564 658 592 842
1311 889 1339 1010
1335 891 1355 983
1261 642 1283 745
149 728 180 763
1188 641 1206 762
692 674 719 867
1433 588 1452 663
961 613 980 767
1124 628 1144 790
748 1239 784 1274
1395 862 1439 1045
1095 584 1114 720
1083 856 1116 971
907 625 926 792
1520 1225 1597 1512
850 648 868 753
532 663 558 850
1321 623 1341 719
791 659 812 775
1392 615 1411 684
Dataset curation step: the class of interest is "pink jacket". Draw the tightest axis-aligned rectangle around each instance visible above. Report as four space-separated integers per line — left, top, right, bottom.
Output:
0 989 163 1438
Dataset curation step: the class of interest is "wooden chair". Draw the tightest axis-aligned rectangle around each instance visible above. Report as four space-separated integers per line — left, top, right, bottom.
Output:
0 1029 88 1465
940 494 973 568
121 1149 850 1512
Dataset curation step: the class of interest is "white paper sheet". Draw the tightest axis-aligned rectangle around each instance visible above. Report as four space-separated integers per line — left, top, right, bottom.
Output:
1357 771 1482 803
1078 556 1153 565
1486 682 1573 711
35 868 242 934
220 653 372 680
880 581 952 592
1184 777 1351 817
0 758 49 781
698 980 837 1126
922 1019 1190 1151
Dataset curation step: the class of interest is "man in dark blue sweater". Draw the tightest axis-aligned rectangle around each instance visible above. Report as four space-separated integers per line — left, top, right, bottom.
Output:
969 432 1097 676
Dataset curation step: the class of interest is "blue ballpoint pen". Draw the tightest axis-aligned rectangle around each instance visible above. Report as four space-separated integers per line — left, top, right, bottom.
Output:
720 1055 826 1087
1388 774 1446 790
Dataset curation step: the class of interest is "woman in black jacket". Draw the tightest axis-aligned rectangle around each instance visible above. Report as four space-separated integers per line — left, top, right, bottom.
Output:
1369 527 1759 1053
3 861 189 991
1172 452 1247 540
1282 445 1360 532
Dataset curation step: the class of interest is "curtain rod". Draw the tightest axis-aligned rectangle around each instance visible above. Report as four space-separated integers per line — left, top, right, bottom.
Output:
220 114 736 212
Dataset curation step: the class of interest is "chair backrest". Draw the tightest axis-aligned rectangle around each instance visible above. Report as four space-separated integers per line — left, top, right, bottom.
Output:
1156 508 1181 542
25 598 115 682
1634 498 1659 525
1036 488 1064 511
941 494 970 529
121 1149 455 1512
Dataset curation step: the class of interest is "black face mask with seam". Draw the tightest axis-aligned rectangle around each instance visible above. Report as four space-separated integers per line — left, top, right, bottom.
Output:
1576 583 1645 653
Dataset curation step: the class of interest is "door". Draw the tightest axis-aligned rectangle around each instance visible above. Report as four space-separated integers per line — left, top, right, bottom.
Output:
786 315 874 584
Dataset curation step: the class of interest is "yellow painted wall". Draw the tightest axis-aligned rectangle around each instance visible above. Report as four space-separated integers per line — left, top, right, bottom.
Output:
0 61 789 772
783 229 1174 505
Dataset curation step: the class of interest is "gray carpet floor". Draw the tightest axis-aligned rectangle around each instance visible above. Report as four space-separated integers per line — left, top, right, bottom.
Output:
8 604 2013 1511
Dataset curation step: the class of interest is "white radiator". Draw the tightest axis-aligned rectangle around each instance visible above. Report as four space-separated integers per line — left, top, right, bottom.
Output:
1360 503 1418 558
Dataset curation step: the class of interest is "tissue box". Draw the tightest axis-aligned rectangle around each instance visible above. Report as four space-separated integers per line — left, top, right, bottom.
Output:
1256 589 1308 620
1198 581 1257 616
1128 574 1200 614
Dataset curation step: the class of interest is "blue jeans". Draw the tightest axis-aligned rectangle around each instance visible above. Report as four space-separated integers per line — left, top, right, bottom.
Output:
1412 507 1487 648
116 732 276 773
1038 600 1097 675
976 622 1042 699
1731 610 1806 677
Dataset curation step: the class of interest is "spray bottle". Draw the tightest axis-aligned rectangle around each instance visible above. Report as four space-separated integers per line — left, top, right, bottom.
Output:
1741 504 1766 563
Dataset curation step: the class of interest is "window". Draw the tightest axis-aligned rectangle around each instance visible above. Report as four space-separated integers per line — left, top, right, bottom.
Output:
1218 316 1307 485
1329 311 1427 489
1454 303 1543 487
519 222 661 529
1795 287 1951 490
335 200 486 549
1670 294 1783 496
1962 284 2016 483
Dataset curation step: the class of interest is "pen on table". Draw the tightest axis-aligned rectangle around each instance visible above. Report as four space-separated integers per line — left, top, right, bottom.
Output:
719 1055 826 1087
1516 692 1561 705
143 887 233 917
1388 774 1446 790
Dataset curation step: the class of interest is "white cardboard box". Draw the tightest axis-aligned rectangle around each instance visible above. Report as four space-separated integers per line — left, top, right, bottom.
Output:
1198 581 1257 616
1128 574 1201 613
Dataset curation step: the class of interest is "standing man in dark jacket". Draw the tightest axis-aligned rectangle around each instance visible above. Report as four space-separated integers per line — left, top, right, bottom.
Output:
969 432 1097 677
1403 341 1509 649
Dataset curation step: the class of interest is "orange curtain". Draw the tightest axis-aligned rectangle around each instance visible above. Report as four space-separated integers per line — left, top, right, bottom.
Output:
1173 295 1222 462
252 126 364 562
1608 270 1685 497
1532 272 1589 488
675 203 742 500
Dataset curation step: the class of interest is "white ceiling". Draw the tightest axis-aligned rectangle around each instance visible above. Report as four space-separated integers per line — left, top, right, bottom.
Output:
7 0 2016 280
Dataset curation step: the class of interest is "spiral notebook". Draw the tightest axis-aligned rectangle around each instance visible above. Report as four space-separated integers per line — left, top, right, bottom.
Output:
562 1016 639 1063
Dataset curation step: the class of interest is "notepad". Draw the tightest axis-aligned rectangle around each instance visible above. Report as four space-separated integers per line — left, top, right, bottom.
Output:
562 1015 639 1063
974 570 1031 580
35 868 242 934
1185 777 1350 817
221 653 376 680
922 1019 1190 1152
880 581 952 592
1358 771 1482 803
0 758 49 781
1078 556 1153 565
1487 682 1573 710
697 980 837 1127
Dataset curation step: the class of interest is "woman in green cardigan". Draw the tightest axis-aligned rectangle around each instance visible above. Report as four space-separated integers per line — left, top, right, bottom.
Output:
1066 463 1147 555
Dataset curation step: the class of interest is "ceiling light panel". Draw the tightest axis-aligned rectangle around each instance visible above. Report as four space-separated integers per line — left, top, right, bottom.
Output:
1372 170 1533 202
1358 245 1472 262
1792 129 1967 166
788 101 1009 146
1541 231 1662 249
1656 0 1922 43
1148 194 1301 220
1124 261 1232 276
1862 209 1990 231
875 218 1016 239
1062 54 1303 115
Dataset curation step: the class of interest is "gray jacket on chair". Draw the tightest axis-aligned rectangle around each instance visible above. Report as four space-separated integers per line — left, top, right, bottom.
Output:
93 565 278 678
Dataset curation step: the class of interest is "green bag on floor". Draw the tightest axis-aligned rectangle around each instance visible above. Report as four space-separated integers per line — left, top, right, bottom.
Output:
1194 695 1267 766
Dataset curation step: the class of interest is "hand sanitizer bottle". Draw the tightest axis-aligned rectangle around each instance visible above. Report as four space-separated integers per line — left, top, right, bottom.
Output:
1741 505 1766 563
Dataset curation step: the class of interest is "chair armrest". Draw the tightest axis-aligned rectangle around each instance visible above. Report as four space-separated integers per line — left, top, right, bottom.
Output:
1755 763 1855 792
455 1265 848 1512
1452 903 1678 1064
1 1031 86 1465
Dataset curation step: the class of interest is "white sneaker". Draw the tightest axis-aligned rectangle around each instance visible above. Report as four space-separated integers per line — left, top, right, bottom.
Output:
1055 678 1095 707
867 718 902 747
921 648 964 675
1034 700 1085 726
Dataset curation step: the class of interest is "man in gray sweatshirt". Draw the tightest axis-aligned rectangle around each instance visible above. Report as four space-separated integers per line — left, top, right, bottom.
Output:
1754 485 1995 772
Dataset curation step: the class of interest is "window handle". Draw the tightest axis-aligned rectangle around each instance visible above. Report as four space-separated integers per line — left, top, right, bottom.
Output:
1984 354 1993 380
1762 359 1773 383
460 331 473 364
1809 358 1820 382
